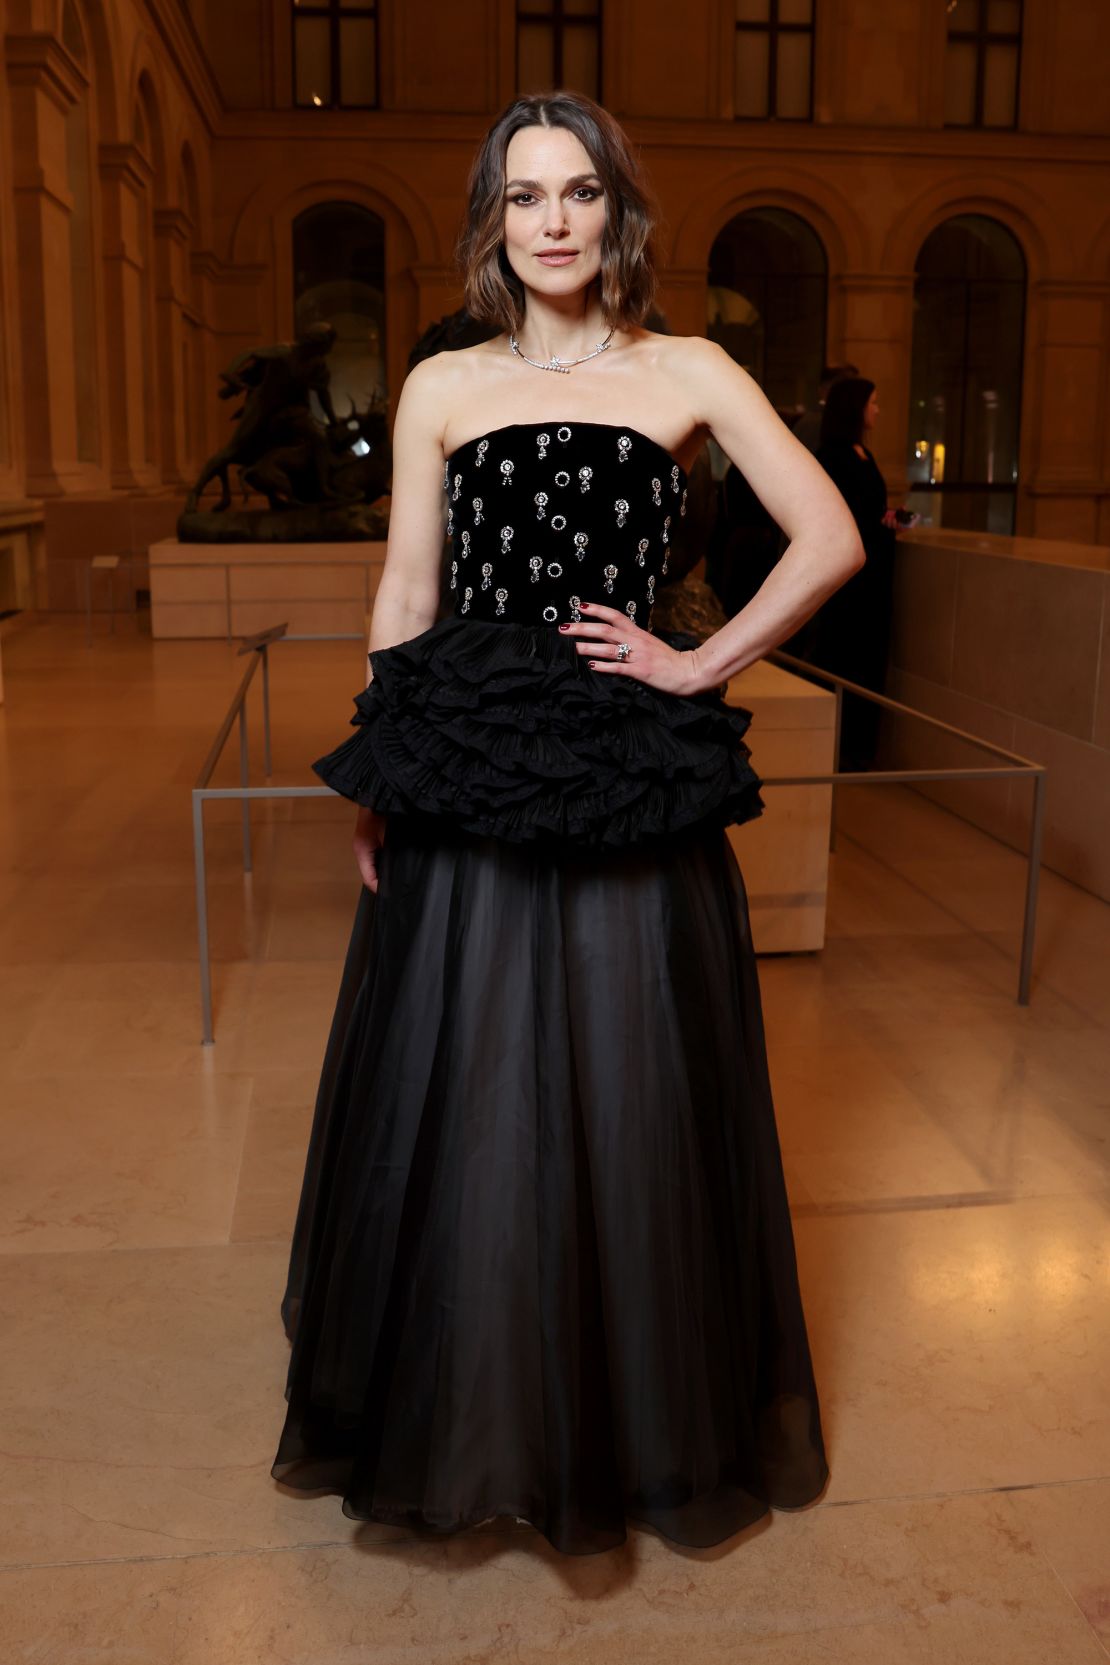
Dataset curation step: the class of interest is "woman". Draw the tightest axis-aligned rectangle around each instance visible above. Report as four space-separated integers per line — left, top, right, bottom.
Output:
807 376 898 769
271 91 864 1557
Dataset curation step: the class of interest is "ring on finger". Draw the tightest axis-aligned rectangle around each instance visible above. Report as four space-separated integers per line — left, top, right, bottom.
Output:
615 641 631 661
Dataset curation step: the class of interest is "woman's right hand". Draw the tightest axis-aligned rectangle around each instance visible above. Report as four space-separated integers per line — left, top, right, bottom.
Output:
353 805 388 893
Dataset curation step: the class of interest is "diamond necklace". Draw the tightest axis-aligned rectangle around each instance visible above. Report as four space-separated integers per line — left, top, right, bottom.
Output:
509 326 615 375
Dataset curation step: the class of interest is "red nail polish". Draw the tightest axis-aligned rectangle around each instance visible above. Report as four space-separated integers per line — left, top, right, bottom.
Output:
580 601 590 609
558 623 570 631
588 659 596 668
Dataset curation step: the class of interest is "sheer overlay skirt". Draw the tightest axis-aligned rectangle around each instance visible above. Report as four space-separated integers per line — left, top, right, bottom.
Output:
272 812 828 1555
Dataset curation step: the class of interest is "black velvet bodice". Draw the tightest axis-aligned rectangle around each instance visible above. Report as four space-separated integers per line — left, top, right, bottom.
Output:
443 421 689 630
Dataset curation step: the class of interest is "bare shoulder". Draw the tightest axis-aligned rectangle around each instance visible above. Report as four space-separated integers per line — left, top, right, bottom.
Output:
657 333 760 414
400 340 505 451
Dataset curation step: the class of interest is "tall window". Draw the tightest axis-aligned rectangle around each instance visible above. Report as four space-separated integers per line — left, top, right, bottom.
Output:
907 214 1026 534
708 208 826 416
516 0 601 100
944 0 1021 128
734 0 814 121
293 0 378 109
293 203 387 415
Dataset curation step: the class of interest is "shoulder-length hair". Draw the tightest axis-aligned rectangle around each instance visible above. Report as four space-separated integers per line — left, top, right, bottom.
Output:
820 376 875 448
455 91 661 335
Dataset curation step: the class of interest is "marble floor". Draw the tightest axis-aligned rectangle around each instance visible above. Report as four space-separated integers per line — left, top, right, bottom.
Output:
1 611 1108 1664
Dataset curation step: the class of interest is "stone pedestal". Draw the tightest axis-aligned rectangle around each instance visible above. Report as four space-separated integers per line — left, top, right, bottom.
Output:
724 660 836 953
149 538 387 638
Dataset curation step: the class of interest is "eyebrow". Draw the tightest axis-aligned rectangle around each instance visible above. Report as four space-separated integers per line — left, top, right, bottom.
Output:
505 173 602 191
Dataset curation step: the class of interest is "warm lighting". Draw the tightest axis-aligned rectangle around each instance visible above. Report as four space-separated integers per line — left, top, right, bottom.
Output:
931 441 946 484
914 437 928 460
311 94 323 108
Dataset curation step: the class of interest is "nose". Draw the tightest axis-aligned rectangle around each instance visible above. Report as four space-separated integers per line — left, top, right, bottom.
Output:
543 203 569 238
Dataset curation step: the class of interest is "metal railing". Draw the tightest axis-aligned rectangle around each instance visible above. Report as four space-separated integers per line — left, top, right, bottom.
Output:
191 629 1047 1043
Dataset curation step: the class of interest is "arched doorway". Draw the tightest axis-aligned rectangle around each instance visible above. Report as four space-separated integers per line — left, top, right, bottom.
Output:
707 207 827 419
907 214 1026 533
292 203 386 418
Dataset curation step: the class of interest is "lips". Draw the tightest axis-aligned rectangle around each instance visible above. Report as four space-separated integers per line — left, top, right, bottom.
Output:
536 251 578 264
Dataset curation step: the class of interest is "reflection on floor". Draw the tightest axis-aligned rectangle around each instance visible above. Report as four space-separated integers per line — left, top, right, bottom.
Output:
1 613 1108 1663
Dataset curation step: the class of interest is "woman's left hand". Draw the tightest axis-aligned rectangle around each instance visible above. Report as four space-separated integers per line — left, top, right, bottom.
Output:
559 601 705 696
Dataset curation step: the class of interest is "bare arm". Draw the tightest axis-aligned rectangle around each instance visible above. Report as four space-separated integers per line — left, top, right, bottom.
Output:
364 355 451 683
352 355 450 890
678 338 865 691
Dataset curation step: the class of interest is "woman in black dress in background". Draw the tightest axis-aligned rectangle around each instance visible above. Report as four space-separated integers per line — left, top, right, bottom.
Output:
807 376 898 769
271 90 865 1556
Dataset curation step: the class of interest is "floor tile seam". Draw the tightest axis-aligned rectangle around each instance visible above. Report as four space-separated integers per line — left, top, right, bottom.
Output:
1040 1560 1110 1660
823 1474 1110 1510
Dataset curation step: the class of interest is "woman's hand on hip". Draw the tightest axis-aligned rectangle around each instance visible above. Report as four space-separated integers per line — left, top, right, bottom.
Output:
559 601 704 696
353 805 387 892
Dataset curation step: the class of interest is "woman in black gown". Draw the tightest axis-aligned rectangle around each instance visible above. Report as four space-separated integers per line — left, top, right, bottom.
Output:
271 91 865 1557
806 376 898 770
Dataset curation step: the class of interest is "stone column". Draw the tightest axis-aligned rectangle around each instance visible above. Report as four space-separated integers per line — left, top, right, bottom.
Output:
154 205 192 485
98 141 161 489
1023 280 1110 543
4 32 85 494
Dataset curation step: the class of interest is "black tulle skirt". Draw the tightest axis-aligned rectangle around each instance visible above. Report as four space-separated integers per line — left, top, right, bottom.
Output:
271 619 829 1554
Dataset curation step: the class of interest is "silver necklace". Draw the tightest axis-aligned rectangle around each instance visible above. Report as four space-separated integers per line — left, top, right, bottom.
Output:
509 326 614 375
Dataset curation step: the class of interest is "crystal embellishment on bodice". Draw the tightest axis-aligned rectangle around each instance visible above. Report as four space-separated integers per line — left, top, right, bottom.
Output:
443 422 688 629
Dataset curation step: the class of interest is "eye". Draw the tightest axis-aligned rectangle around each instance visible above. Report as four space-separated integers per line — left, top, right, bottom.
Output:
509 193 535 206
573 187 600 200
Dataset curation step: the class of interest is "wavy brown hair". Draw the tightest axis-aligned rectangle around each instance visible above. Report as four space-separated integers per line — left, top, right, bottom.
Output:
455 91 661 335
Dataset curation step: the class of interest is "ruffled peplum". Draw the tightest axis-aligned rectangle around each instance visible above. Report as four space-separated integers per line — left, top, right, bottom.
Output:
311 616 765 849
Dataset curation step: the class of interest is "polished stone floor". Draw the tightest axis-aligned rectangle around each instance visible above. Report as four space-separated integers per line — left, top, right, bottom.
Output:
1 612 1108 1663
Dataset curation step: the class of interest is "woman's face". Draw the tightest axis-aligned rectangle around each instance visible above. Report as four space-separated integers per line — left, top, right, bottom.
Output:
864 388 880 429
501 124 607 307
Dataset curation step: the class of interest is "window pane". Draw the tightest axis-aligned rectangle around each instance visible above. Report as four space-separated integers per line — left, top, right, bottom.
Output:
944 40 977 124
775 30 811 117
520 0 554 13
778 0 813 22
946 0 980 31
518 22 555 92
562 26 600 98
294 17 331 106
735 30 770 117
340 18 376 105
986 0 1021 32
736 0 770 21
982 41 1018 124
562 0 600 14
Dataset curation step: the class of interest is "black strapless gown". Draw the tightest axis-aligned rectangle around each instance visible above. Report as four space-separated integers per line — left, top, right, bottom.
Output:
271 420 829 1555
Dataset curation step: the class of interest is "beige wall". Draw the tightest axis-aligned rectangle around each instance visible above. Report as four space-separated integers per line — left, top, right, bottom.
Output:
2 0 1110 594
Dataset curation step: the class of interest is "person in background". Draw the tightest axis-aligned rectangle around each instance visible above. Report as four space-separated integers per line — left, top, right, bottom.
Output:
804 375 901 769
792 362 859 455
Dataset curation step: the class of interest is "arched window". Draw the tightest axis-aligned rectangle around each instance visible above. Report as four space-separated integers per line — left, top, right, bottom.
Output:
707 207 826 418
292 203 386 416
907 213 1026 534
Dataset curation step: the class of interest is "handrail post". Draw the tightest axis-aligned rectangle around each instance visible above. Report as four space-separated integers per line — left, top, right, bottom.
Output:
1018 768 1047 1005
829 684 843 853
192 789 215 1045
261 642 273 778
238 701 252 873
